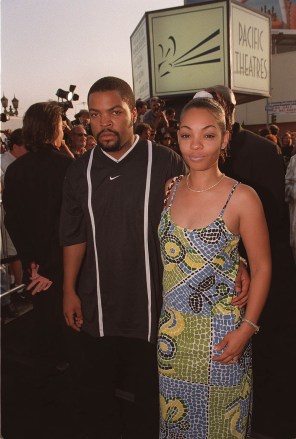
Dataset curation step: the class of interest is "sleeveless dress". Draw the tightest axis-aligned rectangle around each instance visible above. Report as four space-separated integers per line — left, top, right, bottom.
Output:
158 178 252 439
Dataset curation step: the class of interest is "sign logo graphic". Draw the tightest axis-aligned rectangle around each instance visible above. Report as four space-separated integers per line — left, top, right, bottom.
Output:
158 29 221 78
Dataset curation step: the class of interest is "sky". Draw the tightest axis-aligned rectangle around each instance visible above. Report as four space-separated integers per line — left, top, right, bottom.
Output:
1 0 182 122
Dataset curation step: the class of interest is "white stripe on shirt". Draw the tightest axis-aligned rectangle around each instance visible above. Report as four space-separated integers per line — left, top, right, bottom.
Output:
87 148 104 336
144 140 153 341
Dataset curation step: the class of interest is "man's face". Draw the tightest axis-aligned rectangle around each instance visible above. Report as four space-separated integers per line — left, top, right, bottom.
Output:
88 90 136 156
86 135 96 151
166 111 175 121
139 104 147 116
140 129 151 141
70 126 87 150
151 101 160 113
79 113 90 126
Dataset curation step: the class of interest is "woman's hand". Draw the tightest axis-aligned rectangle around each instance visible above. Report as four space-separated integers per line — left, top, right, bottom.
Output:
212 325 254 365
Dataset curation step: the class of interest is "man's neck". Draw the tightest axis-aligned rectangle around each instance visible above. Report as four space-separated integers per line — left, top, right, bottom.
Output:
102 135 139 162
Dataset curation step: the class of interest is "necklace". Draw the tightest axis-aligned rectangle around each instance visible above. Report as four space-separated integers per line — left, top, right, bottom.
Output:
186 173 225 193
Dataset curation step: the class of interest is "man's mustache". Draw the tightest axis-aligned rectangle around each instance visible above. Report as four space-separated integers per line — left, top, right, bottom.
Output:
96 129 119 141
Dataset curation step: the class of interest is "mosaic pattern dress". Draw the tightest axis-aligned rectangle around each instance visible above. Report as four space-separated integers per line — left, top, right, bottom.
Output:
158 178 252 438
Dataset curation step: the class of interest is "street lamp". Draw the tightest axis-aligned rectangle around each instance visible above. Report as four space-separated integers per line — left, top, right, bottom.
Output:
1 94 19 117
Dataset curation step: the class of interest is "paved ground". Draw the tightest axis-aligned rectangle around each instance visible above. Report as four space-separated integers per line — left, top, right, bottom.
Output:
1 297 296 439
1 295 85 439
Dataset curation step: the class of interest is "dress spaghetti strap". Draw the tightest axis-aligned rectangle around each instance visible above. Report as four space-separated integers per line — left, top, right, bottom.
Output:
164 175 184 207
219 181 240 218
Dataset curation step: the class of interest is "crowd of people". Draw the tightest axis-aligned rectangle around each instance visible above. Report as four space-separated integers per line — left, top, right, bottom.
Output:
1 77 296 439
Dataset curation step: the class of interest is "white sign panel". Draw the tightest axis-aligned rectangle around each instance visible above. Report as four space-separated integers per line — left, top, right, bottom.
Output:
266 100 296 114
131 18 150 101
231 3 270 95
147 3 229 96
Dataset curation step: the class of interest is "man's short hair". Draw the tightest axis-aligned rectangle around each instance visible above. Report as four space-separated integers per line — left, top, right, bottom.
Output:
134 123 151 136
70 124 85 134
22 101 62 152
209 85 236 107
74 109 89 119
270 124 279 135
259 128 271 137
7 128 24 150
136 100 147 111
88 76 136 110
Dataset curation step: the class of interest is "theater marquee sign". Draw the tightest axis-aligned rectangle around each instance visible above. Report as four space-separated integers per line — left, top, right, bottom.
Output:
231 3 270 95
131 0 270 101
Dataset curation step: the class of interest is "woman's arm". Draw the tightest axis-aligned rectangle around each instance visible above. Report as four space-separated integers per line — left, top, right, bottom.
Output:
213 185 271 364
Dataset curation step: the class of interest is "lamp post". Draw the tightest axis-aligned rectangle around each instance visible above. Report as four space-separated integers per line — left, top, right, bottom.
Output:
1 94 19 117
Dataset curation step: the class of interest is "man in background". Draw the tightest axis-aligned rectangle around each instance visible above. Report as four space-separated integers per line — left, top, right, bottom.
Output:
71 109 91 134
1 129 27 318
202 85 296 439
67 125 87 158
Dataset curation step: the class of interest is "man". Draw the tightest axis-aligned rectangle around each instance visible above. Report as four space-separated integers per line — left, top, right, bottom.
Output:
135 99 148 124
3 102 73 371
72 109 91 132
1 129 27 318
165 107 179 146
1 129 27 178
199 85 296 438
67 124 87 158
143 96 168 139
71 109 92 135
85 134 97 151
195 86 285 235
134 122 151 141
60 77 248 439
269 123 282 149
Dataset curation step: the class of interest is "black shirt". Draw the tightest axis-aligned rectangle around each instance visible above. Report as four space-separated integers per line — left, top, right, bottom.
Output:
60 139 186 342
3 144 73 282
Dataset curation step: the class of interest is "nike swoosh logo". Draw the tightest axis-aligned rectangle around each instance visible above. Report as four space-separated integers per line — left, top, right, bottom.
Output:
110 175 121 180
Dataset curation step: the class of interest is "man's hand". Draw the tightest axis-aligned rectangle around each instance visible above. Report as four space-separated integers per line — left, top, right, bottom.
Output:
63 290 83 332
231 260 250 308
27 262 53 295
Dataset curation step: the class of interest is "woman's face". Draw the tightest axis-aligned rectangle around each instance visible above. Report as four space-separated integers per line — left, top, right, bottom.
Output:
161 134 172 147
178 107 228 171
53 116 64 148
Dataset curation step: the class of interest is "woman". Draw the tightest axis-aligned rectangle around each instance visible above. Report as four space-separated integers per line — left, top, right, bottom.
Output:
159 130 181 155
159 131 173 148
157 98 271 438
281 131 293 169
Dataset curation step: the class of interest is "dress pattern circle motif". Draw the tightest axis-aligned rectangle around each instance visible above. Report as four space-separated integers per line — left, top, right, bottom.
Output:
158 179 252 438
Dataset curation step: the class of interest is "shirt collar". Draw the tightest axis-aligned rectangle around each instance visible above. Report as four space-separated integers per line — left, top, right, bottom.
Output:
101 135 139 163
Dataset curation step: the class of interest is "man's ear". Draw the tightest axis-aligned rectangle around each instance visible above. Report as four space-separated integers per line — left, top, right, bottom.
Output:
132 107 137 124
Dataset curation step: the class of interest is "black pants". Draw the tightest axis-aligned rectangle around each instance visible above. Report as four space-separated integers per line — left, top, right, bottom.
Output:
30 281 66 362
75 333 159 439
